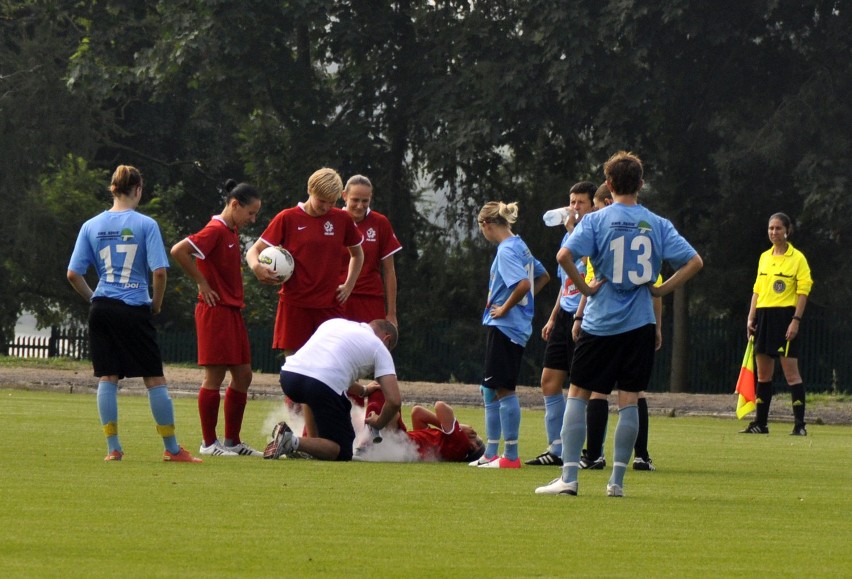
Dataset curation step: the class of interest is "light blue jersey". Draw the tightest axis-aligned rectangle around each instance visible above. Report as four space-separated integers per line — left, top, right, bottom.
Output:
482 235 546 346
558 230 587 314
68 209 169 306
566 203 696 335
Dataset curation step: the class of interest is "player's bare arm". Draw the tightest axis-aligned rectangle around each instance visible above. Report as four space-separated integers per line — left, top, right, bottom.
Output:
490 278 531 319
365 374 402 430
541 295 562 341
151 268 167 315
557 247 596 297
245 239 283 285
337 244 365 303
170 239 220 306
648 254 703 298
66 270 94 302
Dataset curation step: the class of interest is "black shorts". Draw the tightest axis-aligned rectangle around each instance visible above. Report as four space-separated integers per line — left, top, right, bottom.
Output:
569 324 655 394
280 371 355 461
542 308 576 372
754 307 800 358
482 326 524 391
89 298 164 379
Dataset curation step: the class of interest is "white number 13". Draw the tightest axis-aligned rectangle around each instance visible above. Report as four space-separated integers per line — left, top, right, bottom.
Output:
609 236 652 284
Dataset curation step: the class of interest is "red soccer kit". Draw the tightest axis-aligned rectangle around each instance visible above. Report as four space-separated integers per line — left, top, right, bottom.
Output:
186 216 250 365
340 209 402 322
260 203 363 349
364 390 470 462
406 423 472 462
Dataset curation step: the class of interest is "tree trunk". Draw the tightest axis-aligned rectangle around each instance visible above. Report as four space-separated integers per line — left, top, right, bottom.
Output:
669 285 689 392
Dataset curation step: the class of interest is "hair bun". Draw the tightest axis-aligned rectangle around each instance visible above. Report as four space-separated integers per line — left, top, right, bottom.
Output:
224 179 237 193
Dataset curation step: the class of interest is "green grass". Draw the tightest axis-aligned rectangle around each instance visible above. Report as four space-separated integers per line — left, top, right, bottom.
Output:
0 356 91 370
1 390 849 578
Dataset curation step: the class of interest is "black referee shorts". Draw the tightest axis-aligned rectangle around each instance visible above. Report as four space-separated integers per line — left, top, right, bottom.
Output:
755 307 800 358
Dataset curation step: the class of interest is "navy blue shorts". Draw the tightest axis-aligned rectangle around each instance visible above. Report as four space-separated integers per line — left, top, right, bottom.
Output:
89 298 164 379
542 308 576 372
569 324 655 394
482 326 524 391
279 370 355 461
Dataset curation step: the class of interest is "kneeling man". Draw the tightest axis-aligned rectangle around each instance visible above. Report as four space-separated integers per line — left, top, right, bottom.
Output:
264 318 400 461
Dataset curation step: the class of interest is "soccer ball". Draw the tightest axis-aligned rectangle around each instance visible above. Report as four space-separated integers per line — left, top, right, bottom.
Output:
258 246 295 282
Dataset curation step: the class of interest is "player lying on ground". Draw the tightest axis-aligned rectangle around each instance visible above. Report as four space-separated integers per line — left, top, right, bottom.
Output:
356 388 486 462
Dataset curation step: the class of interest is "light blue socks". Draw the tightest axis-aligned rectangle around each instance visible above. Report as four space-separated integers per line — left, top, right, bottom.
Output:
609 405 639 488
97 380 121 453
560 396 588 483
499 394 521 461
148 385 179 454
544 393 565 456
481 386 501 458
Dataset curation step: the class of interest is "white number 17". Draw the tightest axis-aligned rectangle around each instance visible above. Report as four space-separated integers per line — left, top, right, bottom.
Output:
99 244 137 283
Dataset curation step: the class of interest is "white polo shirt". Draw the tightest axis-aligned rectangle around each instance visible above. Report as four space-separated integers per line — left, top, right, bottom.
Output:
282 318 396 395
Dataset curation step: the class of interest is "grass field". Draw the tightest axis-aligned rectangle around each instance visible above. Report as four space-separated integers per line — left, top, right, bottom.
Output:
1 389 849 578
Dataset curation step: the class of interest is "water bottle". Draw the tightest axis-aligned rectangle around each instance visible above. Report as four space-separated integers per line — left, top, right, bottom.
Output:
369 426 383 444
542 208 569 227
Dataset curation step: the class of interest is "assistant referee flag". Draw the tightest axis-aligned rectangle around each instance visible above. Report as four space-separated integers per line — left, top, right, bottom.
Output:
735 338 756 419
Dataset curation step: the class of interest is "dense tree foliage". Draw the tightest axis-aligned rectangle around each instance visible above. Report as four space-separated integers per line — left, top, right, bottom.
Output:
2 1 848 388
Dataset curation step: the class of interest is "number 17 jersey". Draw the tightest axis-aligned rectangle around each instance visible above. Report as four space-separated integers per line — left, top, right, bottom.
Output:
566 203 696 335
68 209 169 306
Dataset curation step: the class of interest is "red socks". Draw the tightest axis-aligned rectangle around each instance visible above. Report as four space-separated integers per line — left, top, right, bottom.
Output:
224 387 248 445
198 388 221 446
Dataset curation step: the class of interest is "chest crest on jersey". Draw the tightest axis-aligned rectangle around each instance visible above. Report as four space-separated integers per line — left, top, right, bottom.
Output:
773 280 787 293
324 220 335 236
366 227 377 241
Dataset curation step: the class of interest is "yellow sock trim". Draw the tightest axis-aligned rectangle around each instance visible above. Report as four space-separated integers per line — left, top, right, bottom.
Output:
103 422 118 437
156 424 175 438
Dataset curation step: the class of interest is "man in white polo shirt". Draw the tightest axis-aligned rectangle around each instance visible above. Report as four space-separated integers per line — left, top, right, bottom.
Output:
264 318 400 461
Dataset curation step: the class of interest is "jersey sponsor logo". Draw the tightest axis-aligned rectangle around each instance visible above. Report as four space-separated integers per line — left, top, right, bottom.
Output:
297 226 308 231
228 243 236 248
96 229 135 241
562 277 579 297
366 227 377 241
323 221 335 236
637 220 652 234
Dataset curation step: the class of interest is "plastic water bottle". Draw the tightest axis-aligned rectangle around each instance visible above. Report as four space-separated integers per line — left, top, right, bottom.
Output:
369 426 383 444
542 208 569 227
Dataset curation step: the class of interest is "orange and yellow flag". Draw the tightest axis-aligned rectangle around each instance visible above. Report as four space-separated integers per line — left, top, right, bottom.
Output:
735 338 756 419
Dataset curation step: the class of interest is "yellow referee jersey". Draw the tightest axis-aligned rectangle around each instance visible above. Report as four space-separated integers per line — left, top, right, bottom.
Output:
752 242 813 308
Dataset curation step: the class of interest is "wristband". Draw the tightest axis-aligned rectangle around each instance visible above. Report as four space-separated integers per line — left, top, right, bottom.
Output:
792 316 802 322
574 316 583 321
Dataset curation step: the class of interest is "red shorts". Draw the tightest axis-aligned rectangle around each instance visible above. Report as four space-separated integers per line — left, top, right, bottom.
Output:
342 294 386 324
273 300 343 352
195 303 250 366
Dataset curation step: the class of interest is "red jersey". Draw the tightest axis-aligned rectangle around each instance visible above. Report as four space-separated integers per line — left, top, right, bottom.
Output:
260 204 363 308
406 421 471 462
186 216 245 308
340 209 402 298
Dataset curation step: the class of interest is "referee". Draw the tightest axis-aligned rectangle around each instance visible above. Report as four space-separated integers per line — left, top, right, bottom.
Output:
743 212 813 436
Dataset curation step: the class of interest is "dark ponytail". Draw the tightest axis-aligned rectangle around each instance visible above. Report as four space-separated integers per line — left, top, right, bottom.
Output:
224 180 260 206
